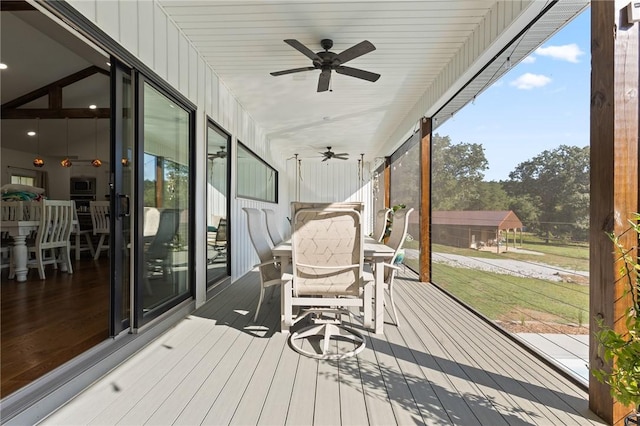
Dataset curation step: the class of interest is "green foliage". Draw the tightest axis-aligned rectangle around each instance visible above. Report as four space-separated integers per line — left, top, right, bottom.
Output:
431 133 490 211
467 181 510 210
592 214 640 410
503 145 589 241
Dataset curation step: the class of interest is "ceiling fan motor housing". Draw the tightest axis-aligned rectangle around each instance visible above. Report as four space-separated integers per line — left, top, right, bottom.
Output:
320 39 333 50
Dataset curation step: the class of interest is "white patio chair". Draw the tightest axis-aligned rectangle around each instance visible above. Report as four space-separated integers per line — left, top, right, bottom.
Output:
243 207 282 322
373 208 392 242
285 206 373 360
213 218 227 250
26 200 74 280
263 208 284 246
70 200 94 260
379 207 414 326
90 201 110 260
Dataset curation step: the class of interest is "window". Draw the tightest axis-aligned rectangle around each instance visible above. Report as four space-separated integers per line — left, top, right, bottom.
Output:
237 142 277 203
11 175 35 186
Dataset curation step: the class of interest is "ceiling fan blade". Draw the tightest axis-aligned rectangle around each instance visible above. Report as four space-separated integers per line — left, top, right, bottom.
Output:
284 39 321 61
335 156 349 160
321 157 329 162
334 40 375 65
335 66 380 82
270 66 316 76
334 153 349 157
317 69 331 92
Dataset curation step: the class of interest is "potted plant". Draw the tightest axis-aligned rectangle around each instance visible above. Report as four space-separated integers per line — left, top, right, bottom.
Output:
592 213 640 425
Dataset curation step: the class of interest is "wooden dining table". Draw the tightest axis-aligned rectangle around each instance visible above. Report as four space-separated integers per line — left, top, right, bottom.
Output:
1 219 40 282
2 217 78 282
272 236 395 334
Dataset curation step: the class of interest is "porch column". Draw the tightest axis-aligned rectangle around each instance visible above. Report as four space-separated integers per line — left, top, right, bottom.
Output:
383 157 390 209
589 1 639 424
419 117 432 283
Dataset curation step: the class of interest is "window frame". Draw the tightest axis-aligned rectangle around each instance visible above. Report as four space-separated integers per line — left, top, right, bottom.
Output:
236 141 278 203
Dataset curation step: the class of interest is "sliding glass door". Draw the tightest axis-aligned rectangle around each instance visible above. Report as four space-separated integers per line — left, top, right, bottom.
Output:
134 77 194 327
110 59 134 334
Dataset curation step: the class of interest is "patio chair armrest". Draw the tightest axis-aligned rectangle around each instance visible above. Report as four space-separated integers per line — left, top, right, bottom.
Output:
381 262 401 271
255 259 278 268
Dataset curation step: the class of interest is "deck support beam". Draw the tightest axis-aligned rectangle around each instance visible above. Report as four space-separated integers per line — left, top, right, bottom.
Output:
589 1 639 424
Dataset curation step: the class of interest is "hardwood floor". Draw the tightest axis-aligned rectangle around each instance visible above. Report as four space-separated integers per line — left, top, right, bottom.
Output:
1 256 110 398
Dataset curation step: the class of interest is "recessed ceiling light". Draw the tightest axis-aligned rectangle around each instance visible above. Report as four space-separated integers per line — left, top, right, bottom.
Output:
27 131 36 136
0 63 7 70
89 104 97 109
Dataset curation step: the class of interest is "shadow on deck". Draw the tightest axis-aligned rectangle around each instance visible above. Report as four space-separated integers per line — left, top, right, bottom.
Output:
42 268 605 425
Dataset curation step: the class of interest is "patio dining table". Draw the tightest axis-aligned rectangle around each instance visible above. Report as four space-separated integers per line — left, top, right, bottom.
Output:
272 236 395 334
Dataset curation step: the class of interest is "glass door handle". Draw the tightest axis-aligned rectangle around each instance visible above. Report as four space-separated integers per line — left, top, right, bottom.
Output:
118 194 130 217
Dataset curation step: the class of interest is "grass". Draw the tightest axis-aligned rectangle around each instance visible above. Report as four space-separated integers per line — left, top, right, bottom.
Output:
430 262 588 325
401 234 590 326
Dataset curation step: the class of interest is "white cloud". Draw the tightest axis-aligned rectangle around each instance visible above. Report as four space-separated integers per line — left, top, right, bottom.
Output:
535 43 584 63
521 56 536 64
510 73 552 90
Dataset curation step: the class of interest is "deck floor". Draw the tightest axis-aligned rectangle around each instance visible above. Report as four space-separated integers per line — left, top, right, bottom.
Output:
41 269 605 425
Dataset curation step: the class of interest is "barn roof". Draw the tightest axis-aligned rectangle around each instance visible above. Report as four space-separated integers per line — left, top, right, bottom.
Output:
432 210 523 230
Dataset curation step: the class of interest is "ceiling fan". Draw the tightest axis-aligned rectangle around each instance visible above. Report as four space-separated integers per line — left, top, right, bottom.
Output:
208 146 227 159
321 147 349 161
270 39 380 92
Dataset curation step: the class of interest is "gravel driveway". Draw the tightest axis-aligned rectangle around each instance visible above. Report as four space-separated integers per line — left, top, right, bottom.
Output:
404 249 589 282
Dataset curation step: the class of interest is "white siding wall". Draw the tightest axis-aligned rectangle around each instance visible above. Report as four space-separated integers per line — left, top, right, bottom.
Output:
284 159 374 238
66 0 291 306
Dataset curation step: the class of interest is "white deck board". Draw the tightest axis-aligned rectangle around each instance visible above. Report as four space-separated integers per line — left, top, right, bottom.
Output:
40 270 606 426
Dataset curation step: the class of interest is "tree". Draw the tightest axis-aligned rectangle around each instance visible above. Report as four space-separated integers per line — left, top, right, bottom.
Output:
504 145 589 241
467 181 510 210
431 133 489 211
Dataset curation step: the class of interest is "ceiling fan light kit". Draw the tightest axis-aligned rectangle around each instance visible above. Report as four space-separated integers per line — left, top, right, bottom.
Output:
271 39 380 92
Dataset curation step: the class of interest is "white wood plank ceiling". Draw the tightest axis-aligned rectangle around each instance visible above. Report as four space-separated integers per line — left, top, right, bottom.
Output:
158 0 588 162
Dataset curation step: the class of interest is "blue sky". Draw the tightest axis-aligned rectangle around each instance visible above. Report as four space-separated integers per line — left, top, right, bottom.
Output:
437 7 590 182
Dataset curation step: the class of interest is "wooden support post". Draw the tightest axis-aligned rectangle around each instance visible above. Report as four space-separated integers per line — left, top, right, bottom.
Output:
383 157 390 209
589 1 639 424
420 117 432 283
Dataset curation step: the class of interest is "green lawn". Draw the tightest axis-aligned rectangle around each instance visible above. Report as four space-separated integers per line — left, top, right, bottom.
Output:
401 235 589 326
431 263 588 325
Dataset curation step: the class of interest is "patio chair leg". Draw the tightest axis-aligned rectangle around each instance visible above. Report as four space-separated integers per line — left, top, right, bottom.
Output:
254 286 265 322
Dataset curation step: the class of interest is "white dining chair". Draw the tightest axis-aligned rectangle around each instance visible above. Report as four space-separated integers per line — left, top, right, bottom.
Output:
90 201 110 260
26 200 74 280
70 200 95 260
243 207 282 322
379 207 414 326
263 208 284 246
373 208 392 242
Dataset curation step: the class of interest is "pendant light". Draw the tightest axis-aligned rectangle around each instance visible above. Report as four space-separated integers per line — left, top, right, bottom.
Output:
33 117 44 167
60 117 72 168
91 117 102 167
